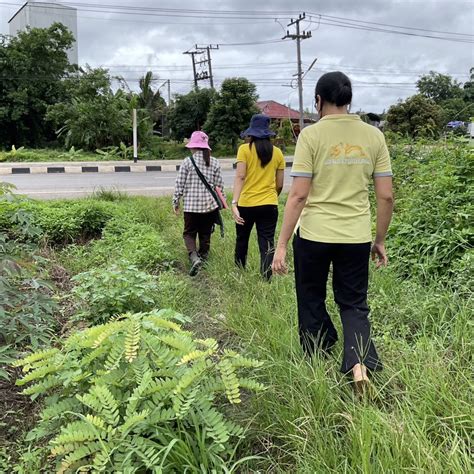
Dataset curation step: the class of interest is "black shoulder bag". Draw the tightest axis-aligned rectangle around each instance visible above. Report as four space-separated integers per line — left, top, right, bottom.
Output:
189 155 225 238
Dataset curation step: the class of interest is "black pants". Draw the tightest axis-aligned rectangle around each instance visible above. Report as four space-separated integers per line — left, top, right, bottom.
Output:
293 232 382 373
183 210 218 259
235 205 278 280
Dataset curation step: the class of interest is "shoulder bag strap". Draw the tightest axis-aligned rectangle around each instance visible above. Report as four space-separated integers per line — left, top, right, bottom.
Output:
188 155 222 209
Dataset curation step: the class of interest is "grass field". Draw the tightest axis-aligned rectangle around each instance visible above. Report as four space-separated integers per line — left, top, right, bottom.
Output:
0 141 472 472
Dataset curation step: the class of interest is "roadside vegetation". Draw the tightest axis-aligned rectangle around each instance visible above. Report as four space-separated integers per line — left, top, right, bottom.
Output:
1 25 472 164
0 141 472 472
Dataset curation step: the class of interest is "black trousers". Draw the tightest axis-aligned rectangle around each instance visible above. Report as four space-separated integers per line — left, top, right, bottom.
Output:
183 210 218 258
235 205 278 280
293 232 382 373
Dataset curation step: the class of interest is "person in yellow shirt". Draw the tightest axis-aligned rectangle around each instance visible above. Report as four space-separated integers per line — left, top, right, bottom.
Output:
232 114 285 280
272 72 394 392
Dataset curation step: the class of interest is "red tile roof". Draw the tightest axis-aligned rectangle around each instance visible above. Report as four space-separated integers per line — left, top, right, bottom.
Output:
257 100 301 120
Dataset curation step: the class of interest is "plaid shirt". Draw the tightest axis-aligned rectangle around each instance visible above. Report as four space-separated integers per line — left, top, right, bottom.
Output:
172 151 224 213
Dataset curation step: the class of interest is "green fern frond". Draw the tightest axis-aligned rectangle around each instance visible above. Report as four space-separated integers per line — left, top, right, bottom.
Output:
89 320 127 349
92 449 111 472
104 342 125 371
131 356 150 384
174 361 207 394
218 359 241 404
85 414 107 431
143 378 178 399
50 442 79 456
147 407 176 425
22 375 61 395
173 385 199 418
41 398 81 421
119 409 150 435
14 348 60 371
53 420 104 445
196 338 219 351
125 317 142 362
238 377 266 393
16 363 60 385
126 369 153 417
144 314 183 332
56 442 103 474
196 402 231 444
178 350 207 365
81 345 109 367
79 386 120 426
130 435 163 468
158 334 195 353
227 355 264 369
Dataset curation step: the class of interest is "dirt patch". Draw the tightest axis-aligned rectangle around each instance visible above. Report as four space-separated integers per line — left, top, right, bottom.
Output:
49 263 73 292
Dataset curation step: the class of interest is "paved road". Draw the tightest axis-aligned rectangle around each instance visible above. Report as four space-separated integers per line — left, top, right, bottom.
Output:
2 169 293 199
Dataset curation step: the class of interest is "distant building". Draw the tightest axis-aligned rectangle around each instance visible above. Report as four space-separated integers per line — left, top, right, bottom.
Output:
8 1 78 64
257 100 316 135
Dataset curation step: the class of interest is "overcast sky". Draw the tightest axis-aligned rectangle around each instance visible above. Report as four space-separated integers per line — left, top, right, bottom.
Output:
1 0 473 112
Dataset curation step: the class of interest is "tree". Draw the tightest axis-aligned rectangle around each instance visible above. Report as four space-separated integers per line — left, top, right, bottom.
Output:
462 67 474 104
138 71 166 134
386 94 443 138
46 68 136 150
0 23 74 148
438 97 474 124
168 88 216 141
204 78 259 150
416 71 463 103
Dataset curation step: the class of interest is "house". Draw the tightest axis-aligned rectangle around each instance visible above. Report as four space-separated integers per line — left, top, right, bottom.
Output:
8 1 78 65
256 100 316 135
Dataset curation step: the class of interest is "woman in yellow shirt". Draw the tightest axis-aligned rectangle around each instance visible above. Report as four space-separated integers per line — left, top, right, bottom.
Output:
232 114 285 280
272 72 394 391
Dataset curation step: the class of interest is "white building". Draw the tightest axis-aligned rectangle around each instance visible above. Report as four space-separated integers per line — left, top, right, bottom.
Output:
8 1 78 65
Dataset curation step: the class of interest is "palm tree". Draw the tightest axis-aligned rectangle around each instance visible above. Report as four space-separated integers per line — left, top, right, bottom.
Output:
138 71 166 131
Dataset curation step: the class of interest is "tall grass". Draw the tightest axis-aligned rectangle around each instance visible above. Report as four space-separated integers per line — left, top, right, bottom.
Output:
118 195 470 473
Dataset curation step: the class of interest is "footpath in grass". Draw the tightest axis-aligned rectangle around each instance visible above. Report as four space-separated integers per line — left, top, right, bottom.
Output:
0 141 472 472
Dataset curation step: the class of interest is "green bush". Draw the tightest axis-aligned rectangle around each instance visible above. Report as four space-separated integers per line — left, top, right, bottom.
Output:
0 147 99 163
389 143 473 280
35 200 115 245
15 310 264 472
71 264 160 324
63 219 173 273
0 235 58 358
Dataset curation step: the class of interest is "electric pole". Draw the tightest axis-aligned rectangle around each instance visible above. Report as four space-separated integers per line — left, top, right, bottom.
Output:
183 44 219 89
284 13 312 132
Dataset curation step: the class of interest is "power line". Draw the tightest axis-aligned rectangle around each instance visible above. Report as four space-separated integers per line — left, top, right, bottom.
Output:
2 2 472 41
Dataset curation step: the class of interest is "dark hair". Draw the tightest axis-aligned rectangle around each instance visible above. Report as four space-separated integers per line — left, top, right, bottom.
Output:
194 148 210 166
249 137 273 167
315 71 352 107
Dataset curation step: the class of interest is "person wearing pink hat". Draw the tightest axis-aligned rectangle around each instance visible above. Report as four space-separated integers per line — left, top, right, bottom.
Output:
173 131 224 276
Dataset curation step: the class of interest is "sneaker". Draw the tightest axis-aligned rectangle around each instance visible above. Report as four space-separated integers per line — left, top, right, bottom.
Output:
189 252 202 276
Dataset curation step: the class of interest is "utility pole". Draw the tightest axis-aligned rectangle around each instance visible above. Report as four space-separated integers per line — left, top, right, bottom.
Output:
183 44 219 89
183 50 199 87
284 13 312 132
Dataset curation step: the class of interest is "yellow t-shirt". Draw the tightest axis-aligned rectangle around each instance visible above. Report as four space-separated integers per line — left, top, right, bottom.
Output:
237 143 285 207
291 114 392 243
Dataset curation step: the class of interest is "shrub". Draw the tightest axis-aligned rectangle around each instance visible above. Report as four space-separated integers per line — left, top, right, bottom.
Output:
0 235 57 355
15 310 264 472
389 144 473 279
71 264 160 324
66 220 173 273
35 200 115 245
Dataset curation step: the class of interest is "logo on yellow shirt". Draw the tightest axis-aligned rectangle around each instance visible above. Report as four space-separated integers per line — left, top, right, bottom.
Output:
326 143 370 165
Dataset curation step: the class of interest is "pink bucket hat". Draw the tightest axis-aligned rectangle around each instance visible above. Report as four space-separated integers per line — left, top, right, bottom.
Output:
185 131 212 150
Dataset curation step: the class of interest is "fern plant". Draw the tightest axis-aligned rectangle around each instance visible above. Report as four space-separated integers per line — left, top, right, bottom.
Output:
15 310 264 472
